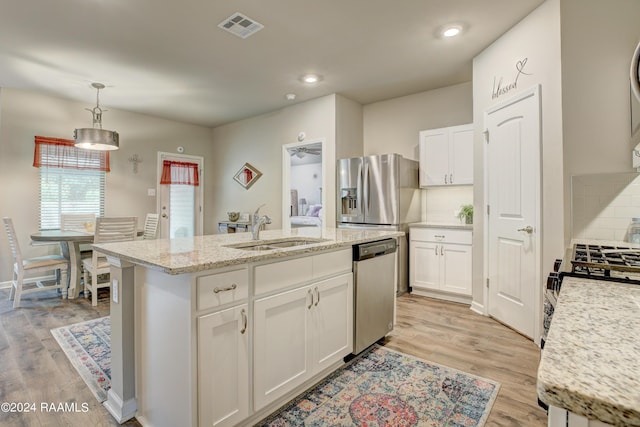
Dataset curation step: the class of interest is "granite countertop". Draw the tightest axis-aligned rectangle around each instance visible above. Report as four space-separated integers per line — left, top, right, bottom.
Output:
537 277 640 426
409 222 473 231
92 227 403 275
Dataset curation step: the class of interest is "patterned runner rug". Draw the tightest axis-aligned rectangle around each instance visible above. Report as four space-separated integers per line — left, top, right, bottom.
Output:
258 345 500 427
51 316 111 402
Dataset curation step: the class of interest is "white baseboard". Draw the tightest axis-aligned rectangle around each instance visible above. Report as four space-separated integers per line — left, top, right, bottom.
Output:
470 300 486 316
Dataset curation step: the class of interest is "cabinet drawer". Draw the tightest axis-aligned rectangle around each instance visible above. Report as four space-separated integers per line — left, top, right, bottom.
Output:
410 228 472 245
312 249 352 279
255 257 313 296
196 268 249 311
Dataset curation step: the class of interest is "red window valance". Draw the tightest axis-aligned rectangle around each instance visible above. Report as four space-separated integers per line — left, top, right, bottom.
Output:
33 136 110 172
160 160 199 186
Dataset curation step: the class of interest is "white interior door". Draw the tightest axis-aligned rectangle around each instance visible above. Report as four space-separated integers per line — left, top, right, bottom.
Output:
485 86 541 340
157 152 204 238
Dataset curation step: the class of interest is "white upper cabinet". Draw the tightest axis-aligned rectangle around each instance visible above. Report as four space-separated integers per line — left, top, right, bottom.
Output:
419 124 473 187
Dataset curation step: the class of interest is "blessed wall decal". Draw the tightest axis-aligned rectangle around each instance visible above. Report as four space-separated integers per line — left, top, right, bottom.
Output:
492 58 532 100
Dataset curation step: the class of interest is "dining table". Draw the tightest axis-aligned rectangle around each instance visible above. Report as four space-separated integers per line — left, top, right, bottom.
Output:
30 230 94 299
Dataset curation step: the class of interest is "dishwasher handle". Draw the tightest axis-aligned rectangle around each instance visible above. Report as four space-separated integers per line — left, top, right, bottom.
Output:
353 238 397 261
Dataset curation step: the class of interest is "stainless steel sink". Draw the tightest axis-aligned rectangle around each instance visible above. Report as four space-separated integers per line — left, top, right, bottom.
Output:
224 238 329 251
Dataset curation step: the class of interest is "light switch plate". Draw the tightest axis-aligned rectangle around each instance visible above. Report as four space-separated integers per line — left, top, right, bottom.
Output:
112 279 119 303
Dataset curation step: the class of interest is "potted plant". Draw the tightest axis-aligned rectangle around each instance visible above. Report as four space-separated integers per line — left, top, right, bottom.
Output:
458 204 474 224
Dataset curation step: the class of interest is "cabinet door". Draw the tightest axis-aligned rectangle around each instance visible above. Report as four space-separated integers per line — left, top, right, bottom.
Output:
419 129 449 186
311 273 353 373
254 286 313 410
441 244 472 295
410 240 440 290
198 304 249 427
449 124 474 185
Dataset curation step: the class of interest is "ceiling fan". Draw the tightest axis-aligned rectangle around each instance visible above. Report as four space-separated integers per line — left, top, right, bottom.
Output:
289 146 322 158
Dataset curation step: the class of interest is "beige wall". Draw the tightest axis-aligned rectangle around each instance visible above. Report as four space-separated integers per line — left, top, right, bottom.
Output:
210 95 337 230
336 94 364 160
560 0 640 242
363 82 473 161
0 88 215 282
472 0 564 310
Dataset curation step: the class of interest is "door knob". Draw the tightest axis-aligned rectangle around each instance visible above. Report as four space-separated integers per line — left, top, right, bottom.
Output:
517 226 533 234
161 213 168 218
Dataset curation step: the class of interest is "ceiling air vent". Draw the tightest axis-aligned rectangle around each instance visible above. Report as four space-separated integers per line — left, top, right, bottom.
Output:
218 13 264 39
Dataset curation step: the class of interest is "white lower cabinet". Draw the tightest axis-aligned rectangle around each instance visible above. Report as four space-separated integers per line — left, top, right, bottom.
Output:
254 272 353 411
410 227 472 301
197 304 249 427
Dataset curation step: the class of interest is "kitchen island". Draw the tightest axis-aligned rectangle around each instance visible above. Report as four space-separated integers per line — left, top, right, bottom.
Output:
92 227 402 427
537 276 640 427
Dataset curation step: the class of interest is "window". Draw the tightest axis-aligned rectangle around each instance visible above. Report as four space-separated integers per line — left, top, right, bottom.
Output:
33 136 109 230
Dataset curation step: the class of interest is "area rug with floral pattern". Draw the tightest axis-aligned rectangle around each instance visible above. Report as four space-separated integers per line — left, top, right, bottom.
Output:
258 345 500 427
51 316 111 402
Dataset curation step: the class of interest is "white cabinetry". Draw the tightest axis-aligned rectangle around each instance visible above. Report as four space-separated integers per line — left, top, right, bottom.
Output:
196 268 250 427
253 250 353 411
198 304 249 427
410 227 472 303
419 124 473 187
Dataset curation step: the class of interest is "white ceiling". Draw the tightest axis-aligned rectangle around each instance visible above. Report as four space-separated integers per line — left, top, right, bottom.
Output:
0 0 544 128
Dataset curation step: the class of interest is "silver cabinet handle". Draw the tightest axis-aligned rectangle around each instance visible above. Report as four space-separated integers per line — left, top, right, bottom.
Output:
434 245 438 255
517 226 534 234
213 283 237 293
314 287 320 306
434 234 445 239
450 174 453 184
440 246 444 256
240 308 247 334
444 174 448 184
307 289 313 309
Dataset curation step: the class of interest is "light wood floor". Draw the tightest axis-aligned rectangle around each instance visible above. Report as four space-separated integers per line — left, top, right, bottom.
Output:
0 287 546 426
384 293 547 427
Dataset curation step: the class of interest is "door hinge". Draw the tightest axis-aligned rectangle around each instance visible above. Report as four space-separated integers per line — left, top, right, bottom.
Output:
486 278 490 287
483 129 489 143
487 205 490 216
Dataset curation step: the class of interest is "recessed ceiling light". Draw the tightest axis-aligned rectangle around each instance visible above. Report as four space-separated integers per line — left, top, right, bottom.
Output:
442 26 462 38
301 74 322 84
285 93 296 101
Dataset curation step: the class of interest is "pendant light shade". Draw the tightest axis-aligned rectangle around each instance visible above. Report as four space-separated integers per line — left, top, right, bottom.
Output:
74 83 120 151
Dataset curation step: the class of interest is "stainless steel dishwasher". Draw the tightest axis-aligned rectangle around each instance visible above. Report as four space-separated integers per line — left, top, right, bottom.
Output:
352 238 397 354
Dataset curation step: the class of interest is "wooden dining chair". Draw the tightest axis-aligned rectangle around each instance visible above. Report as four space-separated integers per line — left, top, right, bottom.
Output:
61 213 96 259
60 213 96 232
142 213 159 240
3 217 69 308
83 216 137 306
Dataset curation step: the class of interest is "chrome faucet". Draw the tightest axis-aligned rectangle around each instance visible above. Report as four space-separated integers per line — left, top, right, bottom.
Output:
251 204 271 240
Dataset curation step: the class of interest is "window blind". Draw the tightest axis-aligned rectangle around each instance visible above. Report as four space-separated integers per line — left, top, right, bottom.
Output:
34 136 107 230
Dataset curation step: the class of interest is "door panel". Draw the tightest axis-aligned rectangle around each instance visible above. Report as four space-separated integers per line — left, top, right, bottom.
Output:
449 125 474 185
410 241 439 290
420 130 449 186
337 157 364 224
441 244 472 295
157 153 203 238
364 154 398 225
253 286 311 410
486 87 540 340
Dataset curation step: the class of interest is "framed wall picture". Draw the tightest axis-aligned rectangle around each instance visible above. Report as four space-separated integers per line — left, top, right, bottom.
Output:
233 162 262 189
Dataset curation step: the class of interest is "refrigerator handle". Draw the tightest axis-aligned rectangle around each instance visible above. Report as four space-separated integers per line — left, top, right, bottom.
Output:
363 161 370 213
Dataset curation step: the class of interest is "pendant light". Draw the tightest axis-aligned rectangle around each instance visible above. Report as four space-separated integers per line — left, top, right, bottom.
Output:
74 83 119 151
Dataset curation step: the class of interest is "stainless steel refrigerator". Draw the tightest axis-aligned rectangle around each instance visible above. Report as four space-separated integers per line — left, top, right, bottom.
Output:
336 153 420 294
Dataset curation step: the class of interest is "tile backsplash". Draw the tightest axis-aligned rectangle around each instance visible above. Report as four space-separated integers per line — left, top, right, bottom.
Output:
422 186 474 224
572 173 640 241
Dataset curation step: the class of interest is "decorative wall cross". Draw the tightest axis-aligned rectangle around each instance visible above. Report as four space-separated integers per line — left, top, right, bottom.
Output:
128 154 143 173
